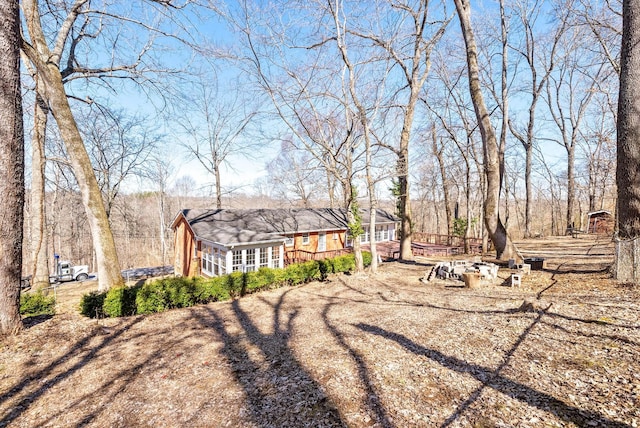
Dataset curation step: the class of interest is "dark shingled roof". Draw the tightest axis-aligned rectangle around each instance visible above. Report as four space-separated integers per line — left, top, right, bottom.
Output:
178 208 397 246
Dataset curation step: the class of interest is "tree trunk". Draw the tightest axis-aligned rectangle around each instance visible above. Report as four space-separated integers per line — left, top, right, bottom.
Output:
31 79 51 290
398 151 413 261
0 0 24 335
215 162 222 209
454 0 519 261
566 146 576 231
464 160 472 253
363 128 377 274
326 174 335 208
615 0 640 284
524 144 533 237
368 208 378 274
432 130 452 236
340 179 363 274
159 192 167 266
498 0 509 192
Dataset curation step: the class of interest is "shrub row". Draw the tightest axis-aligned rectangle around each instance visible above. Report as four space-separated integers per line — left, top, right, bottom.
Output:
80 252 371 319
20 291 56 317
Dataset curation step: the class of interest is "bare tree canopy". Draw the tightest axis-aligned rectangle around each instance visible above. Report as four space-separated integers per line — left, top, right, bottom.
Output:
171 72 259 208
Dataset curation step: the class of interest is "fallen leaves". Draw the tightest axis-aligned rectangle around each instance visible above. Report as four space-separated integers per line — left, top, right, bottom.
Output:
1 236 638 427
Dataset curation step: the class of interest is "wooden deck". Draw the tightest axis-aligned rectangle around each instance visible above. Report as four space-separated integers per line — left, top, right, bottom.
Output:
366 237 482 260
285 234 482 265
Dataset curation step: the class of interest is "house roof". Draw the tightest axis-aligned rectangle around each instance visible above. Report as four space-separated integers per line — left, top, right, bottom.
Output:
174 208 398 246
587 210 611 217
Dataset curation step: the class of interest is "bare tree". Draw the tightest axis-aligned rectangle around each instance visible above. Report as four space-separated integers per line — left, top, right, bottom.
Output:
20 0 197 290
225 0 369 272
81 107 158 218
0 0 24 335
267 141 324 207
29 77 52 289
347 0 451 261
144 156 174 266
21 0 122 290
173 72 259 209
413 160 442 233
545 38 606 233
326 0 395 273
507 0 567 238
430 128 454 237
614 0 640 284
453 0 519 260
580 99 616 212
426 50 484 248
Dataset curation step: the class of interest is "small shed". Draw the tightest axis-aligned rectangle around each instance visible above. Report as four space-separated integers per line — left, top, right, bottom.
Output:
586 210 614 235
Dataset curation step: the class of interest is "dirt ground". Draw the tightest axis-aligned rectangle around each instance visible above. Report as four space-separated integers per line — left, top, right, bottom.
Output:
1 235 638 427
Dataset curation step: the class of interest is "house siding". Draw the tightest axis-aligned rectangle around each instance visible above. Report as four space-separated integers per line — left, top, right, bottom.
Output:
588 212 614 234
173 216 196 277
285 230 346 252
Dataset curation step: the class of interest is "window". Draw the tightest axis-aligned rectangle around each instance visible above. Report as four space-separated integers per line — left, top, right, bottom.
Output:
375 226 382 242
302 233 310 245
246 249 256 272
232 250 243 272
212 247 219 275
333 232 339 240
259 247 269 267
383 225 389 241
219 250 226 273
201 244 215 276
272 246 281 268
285 235 294 246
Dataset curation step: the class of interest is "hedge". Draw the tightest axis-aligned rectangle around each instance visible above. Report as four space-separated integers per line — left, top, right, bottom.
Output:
20 291 56 317
80 251 371 319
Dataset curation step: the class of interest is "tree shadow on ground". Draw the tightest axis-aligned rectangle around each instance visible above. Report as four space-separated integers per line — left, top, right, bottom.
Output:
321 298 394 428
354 307 630 428
0 317 144 426
193 291 346 427
38 324 194 427
332 275 639 351
22 314 54 328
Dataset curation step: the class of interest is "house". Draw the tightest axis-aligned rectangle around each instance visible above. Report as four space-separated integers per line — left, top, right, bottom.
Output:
586 210 614 235
172 208 398 277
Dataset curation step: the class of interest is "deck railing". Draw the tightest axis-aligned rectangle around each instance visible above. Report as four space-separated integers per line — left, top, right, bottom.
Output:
284 248 353 266
411 232 482 251
285 233 482 265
